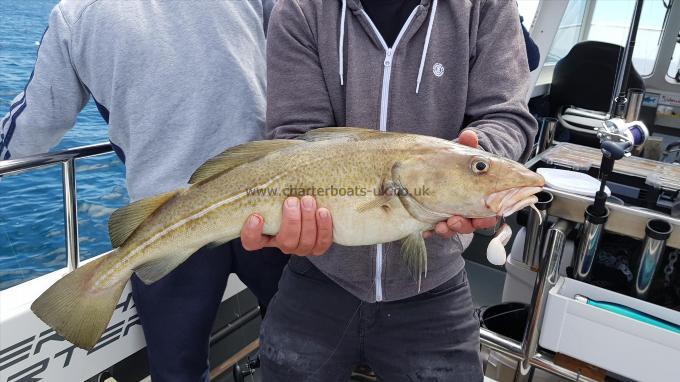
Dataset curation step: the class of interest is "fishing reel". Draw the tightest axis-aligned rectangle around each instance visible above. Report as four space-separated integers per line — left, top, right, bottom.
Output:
595 117 649 156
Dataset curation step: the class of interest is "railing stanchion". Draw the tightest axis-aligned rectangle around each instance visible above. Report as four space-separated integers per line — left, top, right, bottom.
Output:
0 142 111 271
62 158 80 271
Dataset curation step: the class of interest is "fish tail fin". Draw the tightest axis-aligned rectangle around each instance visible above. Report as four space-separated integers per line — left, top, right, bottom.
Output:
30 252 127 350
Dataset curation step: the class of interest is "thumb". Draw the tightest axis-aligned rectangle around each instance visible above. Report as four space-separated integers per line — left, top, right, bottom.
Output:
457 130 478 148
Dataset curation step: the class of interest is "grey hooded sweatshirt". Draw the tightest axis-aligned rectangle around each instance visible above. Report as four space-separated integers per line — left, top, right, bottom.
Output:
266 0 537 302
0 0 272 201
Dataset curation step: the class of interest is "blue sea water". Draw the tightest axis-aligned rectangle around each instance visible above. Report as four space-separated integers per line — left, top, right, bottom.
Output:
0 0 128 290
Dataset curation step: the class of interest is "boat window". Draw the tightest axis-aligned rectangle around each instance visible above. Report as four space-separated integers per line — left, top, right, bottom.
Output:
517 0 541 29
544 0 589 65
587 0 670 76
668 30 680 82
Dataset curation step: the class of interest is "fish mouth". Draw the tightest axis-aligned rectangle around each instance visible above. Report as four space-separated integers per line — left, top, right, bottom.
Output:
485 186 544 217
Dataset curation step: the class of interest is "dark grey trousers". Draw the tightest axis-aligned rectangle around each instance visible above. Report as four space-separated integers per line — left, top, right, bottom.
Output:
260 256 483 382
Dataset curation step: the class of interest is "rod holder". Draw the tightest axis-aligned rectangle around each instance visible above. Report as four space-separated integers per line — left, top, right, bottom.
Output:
634 219 672 299
574 205 609 281
624 88 644 122
519 219 574 375
536 118 558 155
521 191 554 269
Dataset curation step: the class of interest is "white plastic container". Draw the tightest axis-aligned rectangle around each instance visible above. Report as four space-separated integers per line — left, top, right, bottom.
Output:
540 277 680 382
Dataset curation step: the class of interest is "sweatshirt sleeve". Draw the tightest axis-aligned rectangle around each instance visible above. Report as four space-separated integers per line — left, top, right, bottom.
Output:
0 5 89 161
265 0 335 139
463 0 537 162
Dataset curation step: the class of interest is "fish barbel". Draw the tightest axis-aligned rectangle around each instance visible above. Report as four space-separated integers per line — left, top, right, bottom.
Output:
31 127 544 349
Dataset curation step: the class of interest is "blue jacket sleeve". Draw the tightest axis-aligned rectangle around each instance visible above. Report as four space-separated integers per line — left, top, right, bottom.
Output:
0 4 89 160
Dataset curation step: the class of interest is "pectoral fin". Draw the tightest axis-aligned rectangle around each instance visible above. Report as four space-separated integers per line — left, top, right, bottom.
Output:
356 180 399 213
355 195 394 212
401 231 428 292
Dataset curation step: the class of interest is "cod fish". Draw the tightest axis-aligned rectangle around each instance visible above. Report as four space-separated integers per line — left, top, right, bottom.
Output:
31 127 544 349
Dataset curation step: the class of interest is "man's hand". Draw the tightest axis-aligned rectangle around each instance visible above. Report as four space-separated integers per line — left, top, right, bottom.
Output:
423 130 498 239
241 195 333 256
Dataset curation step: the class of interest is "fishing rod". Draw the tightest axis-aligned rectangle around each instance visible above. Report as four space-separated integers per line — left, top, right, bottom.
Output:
608 0 644 118
575 0 648 281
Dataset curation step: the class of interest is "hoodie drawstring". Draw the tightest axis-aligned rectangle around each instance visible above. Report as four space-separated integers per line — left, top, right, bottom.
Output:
416 0 438 94
339 0 347 86
339 0 438 93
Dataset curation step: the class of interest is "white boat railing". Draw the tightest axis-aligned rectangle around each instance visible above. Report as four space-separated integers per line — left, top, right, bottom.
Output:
0 143 113 272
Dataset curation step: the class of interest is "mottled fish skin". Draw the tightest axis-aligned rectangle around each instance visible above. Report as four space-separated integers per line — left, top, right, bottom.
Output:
96 135 433 288
97 132 542 288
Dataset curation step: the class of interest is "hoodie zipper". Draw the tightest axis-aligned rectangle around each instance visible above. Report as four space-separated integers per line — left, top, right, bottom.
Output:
359 7 419 302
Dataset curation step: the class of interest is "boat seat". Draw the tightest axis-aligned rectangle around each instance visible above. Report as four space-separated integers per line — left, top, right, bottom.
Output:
548 41 645 147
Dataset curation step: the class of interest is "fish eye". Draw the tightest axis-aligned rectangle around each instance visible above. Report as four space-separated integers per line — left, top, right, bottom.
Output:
472 159 489 174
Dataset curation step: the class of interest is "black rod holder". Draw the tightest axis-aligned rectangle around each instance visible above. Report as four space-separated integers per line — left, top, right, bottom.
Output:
574 140 628 281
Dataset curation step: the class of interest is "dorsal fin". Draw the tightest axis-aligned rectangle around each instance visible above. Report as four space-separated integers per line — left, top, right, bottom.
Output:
188 139 303 184
299 127 388 142
108 190 179 248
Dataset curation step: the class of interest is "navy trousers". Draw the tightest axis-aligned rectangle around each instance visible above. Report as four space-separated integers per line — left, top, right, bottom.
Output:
131 239 289 382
